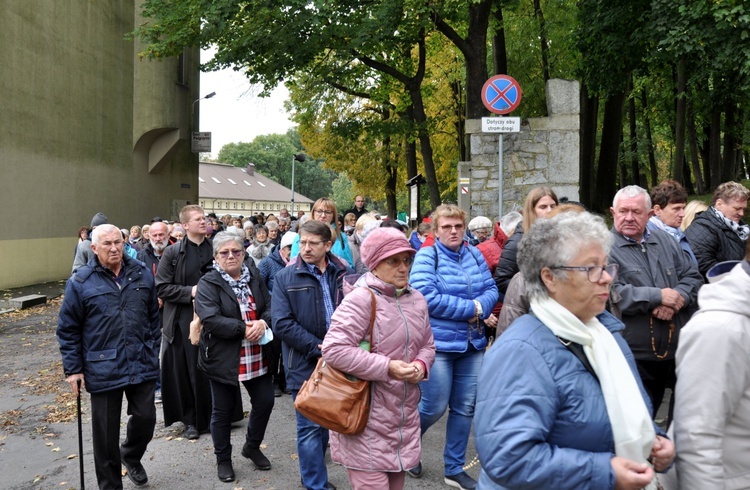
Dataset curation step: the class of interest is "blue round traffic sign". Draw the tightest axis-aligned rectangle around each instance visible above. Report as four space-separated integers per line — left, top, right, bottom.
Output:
482 75 522 115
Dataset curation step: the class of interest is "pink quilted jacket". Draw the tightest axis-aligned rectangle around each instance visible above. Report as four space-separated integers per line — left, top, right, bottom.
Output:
322 273 435 472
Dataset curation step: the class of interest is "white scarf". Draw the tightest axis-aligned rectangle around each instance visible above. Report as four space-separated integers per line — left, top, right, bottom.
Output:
531 296 657 488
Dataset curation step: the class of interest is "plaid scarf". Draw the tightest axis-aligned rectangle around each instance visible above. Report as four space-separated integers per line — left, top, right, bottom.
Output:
213 262 266 380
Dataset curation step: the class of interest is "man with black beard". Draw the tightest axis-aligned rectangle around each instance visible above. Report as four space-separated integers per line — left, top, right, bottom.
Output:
138 221 170 404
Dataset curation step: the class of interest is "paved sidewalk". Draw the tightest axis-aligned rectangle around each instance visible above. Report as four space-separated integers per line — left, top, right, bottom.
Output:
0 284 479 490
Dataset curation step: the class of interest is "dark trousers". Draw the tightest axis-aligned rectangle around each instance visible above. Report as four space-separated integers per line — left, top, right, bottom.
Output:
636 359 676 420
90 380 156 490
209 373 274 463
267 334 286 389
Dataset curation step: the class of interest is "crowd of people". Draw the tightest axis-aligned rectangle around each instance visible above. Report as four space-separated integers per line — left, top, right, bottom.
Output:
57 183 750 490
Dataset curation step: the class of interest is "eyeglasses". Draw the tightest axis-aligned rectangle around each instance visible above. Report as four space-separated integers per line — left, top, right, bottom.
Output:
383 256 414 267
550 264 619 283
218 249 244 258
439 224 464 232
314 209 333 216
299 239 327 248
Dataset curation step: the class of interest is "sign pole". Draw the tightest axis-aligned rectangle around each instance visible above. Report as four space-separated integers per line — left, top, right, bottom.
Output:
498 134 503 218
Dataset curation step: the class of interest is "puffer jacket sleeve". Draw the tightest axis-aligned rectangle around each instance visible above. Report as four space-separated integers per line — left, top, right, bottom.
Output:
195 276 245 340
322 288 391 382
57 278 85 376
475 338 615 489
469 246 500 319
410 247 477 322
684 213 720 277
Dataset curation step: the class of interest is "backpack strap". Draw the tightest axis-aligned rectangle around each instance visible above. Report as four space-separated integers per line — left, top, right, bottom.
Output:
557 337 599 383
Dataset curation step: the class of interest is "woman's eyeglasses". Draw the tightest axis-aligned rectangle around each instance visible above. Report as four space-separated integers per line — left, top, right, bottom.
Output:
383 256 414 267
218 250 244 258
550 264 619 282
314 209 334 216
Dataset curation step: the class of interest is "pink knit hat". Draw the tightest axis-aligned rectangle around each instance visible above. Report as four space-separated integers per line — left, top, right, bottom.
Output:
360 227 416 270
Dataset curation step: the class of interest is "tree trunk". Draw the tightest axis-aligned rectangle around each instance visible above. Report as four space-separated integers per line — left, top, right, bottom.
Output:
410 85 442 208
579 83 598 208
673 56 687 184
687 99 706 194
640 88 658 187
533 0 551 85
709 104 722 190
721 102 736 183
403 105 419 180
618 133 628 186
382 111 397 219
628 78 640 187
492 7 508 75
701 124 711 189
682 157 695 194
451 80 467 161
593 91 626 213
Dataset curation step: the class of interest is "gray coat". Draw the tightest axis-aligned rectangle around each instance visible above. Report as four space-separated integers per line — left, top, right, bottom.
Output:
609 228 703 361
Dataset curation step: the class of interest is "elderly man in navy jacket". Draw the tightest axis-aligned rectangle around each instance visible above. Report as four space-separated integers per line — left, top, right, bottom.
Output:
58 224 160 490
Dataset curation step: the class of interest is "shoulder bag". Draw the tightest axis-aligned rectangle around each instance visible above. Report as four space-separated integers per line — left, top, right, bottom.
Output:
294 288 376 435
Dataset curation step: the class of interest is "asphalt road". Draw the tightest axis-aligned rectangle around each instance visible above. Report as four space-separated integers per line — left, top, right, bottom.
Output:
0 284 479 490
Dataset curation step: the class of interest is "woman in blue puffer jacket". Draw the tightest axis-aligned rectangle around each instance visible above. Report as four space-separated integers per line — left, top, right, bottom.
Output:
408 204 499 489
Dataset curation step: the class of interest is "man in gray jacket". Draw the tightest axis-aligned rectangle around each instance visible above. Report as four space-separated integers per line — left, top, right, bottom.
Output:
609 185 702 419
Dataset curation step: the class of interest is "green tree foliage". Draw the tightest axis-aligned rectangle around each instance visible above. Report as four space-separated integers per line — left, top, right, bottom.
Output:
217 130 336 201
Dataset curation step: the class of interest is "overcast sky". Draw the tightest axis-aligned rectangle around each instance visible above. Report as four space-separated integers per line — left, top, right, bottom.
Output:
198 50 294 159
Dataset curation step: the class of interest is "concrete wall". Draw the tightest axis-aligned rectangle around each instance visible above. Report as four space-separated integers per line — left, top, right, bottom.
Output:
465 79 580 220
0 1 200 289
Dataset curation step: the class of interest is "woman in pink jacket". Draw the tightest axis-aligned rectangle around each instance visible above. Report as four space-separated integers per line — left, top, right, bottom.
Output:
322 226 436 490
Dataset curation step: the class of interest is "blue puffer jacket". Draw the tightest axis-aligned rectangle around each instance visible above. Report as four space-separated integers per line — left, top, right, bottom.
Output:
409 240 498 352
474 311 663 489
57 255 161 394
271 253 353 389
258 248 287 293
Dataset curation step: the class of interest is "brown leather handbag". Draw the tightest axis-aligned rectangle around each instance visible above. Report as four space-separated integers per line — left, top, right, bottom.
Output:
294 289 376 436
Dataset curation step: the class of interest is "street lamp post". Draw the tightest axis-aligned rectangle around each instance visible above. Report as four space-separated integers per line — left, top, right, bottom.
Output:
291 153 306 212
192 91 216 122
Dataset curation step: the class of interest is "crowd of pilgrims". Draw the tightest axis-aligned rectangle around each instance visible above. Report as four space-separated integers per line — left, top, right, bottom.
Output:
62 181 749 490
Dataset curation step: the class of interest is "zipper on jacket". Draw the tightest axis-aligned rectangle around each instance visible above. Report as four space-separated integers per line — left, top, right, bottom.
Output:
395 299 410 467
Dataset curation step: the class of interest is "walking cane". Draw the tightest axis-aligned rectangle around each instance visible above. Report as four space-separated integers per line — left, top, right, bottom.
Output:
76 379 85 490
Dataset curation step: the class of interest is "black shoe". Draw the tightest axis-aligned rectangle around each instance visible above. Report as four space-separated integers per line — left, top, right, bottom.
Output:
282 387 292 395
274 385 282 397
121 459 148 487
184 425 200 440
444 471 477 490
241 444 272 470
407 461 423 478
217 460 235 482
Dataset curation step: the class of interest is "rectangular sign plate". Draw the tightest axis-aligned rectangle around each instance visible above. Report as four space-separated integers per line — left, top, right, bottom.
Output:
482 117 521 133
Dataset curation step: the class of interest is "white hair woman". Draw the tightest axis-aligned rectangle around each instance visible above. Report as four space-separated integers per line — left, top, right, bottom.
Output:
194 232 275 482
475 211 675 489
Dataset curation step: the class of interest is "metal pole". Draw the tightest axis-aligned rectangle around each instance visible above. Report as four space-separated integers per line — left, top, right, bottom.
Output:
290 155 296 212
498 134 504 218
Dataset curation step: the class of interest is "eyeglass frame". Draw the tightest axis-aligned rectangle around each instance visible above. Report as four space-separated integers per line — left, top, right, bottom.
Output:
217 249 244 258
549 263 619 283
313 209 334 216
381 256 415 267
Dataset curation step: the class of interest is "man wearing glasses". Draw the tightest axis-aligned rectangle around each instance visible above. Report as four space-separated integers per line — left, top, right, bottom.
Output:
609 186 702 421
271 220 353 490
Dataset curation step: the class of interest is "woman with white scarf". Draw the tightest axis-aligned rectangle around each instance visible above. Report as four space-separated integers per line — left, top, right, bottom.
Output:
474 211 674 489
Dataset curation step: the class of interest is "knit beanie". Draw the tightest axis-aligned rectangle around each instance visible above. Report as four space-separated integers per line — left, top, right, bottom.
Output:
90 212 108 228
360 227 416 270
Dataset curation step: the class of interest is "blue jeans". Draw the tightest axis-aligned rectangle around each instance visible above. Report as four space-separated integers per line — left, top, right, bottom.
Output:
419 347 483 476
291 390 330 490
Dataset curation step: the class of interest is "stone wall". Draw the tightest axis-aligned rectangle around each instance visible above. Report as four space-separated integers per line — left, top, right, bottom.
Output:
464 79 580 220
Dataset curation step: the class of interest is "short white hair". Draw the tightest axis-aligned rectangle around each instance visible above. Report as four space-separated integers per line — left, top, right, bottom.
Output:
92 224 121 246
612 185 651 210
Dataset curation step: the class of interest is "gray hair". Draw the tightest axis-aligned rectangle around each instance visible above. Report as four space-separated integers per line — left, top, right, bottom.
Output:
518 211 613 301
499 211 523 236
612 185 651 210
212 231 244 256
92 224 121 246
266 221 279 231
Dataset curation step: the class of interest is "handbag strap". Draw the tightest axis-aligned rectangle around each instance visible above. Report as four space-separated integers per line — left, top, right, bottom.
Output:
366 288 377 353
